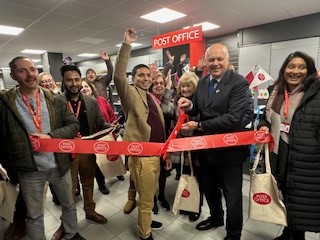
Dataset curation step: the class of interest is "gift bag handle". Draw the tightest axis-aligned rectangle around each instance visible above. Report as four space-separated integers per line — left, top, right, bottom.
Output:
180 151 194 176
251 144 271 174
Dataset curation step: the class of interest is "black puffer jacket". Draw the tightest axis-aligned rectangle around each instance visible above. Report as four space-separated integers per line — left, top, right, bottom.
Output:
0 87 79 180
260 79 320 232
286 79 320 232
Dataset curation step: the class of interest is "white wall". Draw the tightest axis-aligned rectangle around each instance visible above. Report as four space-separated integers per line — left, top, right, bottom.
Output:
239 36 320 82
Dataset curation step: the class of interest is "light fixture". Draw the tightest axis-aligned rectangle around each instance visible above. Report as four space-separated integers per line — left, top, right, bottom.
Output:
0 24 24 35
32 59 41 63
184 22 220 31
36 65 43 68
140 8 186 23
21 49 46 54
77 53 99 57
116 43 143 47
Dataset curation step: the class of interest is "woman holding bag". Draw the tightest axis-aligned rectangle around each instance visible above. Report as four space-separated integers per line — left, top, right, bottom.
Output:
259 51 320 240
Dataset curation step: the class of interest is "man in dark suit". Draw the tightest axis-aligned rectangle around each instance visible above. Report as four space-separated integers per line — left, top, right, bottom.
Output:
178 43 250 240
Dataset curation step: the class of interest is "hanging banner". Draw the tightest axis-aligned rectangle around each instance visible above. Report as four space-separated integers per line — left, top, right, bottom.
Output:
152 26 203 49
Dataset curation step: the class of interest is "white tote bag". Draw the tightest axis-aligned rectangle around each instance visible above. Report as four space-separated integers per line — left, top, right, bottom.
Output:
95 132 126 180
172 151 200 215
249 144 287 226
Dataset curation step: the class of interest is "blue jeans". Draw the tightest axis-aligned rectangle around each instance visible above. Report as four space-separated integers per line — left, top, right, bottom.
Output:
18 169 77 240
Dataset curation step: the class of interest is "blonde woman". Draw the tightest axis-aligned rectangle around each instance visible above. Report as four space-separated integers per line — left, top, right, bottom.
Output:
38 72 61 93
174 72 203 222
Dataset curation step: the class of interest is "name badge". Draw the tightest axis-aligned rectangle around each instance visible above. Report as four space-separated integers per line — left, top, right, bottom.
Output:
280 123 290 133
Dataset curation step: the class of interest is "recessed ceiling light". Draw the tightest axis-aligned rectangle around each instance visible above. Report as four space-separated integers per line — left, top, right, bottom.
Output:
140 8 186 23
116 43 143 47
77 53 99 57
0 24 24 35
32 59 41 63
77 37 105 44
21 49 46 54
184 22 220 31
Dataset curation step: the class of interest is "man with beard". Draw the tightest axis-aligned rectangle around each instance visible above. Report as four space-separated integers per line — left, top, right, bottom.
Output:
52 65 110 240
0 56 84 240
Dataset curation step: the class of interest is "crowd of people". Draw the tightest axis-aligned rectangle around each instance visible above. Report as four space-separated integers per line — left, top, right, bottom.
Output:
0 27 320 240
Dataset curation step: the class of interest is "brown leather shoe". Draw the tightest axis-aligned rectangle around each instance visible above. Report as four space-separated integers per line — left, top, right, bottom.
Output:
85 211 107 224
51 224 65 240
4 219 27 240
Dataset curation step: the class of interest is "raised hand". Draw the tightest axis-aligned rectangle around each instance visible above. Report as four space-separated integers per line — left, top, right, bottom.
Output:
100 50 110 61
165 69 172 89
166 50 174 64
123 27 138 45
180 53 187 64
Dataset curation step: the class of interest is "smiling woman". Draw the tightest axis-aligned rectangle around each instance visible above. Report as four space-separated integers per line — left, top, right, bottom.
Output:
258 51 320 240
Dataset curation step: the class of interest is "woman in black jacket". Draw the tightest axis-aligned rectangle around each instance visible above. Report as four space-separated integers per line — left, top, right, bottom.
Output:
259 51 320 240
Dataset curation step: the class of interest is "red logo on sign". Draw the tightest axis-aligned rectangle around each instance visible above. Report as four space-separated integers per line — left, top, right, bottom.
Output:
191 137 207 149
93 141 109 153
258 73 265 81
253 193 271 205
254 131 267 142
30 138 40 151
223 134 238 146
58 140 75 152
127 143 143 155
181 189 190 198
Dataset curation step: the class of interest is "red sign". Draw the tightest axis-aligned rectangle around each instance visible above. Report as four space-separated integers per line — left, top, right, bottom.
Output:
152 26 203 49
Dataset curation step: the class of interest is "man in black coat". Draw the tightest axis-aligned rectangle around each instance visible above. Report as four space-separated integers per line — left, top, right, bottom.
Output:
178 43 250 240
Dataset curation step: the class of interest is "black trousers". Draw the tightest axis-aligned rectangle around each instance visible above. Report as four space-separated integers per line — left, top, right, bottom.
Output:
200 158 243 238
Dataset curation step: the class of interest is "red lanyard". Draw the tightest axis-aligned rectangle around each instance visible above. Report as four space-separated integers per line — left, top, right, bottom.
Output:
284 88 290 121
21 91 42 133
68 101 81 119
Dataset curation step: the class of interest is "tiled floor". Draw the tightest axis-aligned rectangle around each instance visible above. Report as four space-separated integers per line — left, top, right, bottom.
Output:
1 171 319 240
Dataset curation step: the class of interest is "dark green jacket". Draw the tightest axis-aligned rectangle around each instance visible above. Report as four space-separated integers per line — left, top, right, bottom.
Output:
0 87 80 179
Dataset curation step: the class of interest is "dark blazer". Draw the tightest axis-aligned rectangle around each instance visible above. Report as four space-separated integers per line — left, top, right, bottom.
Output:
63 92 109 135
189 70 250 166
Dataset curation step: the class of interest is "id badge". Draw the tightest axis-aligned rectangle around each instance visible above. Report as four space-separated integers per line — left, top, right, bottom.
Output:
280 122 290 133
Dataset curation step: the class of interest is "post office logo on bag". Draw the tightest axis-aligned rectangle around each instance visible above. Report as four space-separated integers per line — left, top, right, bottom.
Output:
93 141 109 153
254 131 267 142
253 192 271 205
181 189 190 198
127 143 143 155
59 140 75 152
191 137 207 149
30 138 40 151
223 134 238 146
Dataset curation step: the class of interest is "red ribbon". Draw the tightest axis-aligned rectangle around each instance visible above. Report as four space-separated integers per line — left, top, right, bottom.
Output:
160 113 188 159
30 130 272 156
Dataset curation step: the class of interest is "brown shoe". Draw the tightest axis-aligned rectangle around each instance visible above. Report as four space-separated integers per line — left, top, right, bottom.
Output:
4 219 27 240
123 189 137 214
85 211 107 224
51 224 65 240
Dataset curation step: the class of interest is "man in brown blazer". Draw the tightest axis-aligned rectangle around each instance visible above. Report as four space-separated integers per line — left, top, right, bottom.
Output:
113 28 171 240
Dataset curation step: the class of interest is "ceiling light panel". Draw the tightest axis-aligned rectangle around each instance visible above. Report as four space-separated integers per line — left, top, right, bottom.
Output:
21 49 46 54
0 25 24 35
140 8 186 23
